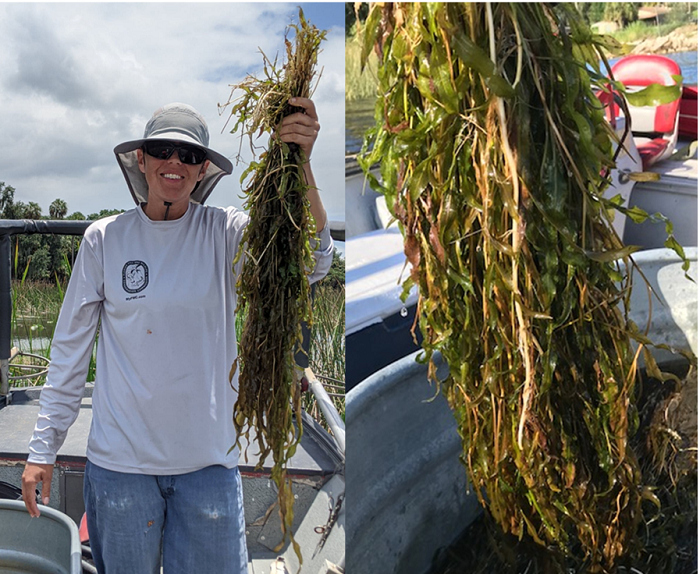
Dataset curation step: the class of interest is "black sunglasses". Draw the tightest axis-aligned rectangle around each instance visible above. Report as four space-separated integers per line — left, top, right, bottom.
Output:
143 141 208 165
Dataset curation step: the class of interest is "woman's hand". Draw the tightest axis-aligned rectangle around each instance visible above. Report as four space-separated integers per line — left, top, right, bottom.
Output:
278 96 326 232
278 97 320 161
22 462 54 517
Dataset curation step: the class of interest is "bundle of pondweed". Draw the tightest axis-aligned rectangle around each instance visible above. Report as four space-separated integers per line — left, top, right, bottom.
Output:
221 8 325 563
359 3 687 572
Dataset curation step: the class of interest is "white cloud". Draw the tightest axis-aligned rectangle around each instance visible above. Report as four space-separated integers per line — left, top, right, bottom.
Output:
0 2 345 221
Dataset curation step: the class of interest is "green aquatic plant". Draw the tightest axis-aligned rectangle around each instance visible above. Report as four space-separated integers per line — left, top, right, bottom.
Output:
358 3 690 572
220 8 326 565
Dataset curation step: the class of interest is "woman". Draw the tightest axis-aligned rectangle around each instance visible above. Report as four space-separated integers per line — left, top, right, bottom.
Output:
21 99 333 574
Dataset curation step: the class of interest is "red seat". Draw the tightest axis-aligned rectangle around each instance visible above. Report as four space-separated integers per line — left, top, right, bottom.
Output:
679 85 698 139
79 512 90 543
611 55 682 169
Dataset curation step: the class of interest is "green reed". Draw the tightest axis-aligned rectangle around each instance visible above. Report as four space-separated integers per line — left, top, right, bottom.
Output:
9 280 59 386
10 259 100 387
305 282 346 422
346 29 379 101
359 3 692 572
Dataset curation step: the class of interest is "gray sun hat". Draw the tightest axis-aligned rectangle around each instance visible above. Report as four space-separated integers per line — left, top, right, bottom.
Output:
114 103 233 206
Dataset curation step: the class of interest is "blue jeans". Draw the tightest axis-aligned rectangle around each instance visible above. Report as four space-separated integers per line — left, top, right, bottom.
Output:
83 460 248 574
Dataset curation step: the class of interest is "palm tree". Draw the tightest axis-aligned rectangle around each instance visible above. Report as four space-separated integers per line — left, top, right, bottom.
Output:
49 199 68 220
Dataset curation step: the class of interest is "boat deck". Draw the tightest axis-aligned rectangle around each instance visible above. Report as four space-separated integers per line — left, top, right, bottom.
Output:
0 386 338 475
0 386 345 574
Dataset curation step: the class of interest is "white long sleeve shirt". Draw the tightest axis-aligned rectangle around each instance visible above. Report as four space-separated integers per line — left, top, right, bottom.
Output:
27 202 333 474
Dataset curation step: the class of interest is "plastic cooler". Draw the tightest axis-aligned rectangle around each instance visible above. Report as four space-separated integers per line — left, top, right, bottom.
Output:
345 227 422 390
0 499 81 574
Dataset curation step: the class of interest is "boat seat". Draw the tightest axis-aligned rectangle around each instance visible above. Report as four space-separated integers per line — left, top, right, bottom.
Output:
627 135 672 168
611 55 682 170
679 85 698 139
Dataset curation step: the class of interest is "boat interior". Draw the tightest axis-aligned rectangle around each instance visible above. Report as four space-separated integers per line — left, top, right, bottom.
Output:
0 379 345 573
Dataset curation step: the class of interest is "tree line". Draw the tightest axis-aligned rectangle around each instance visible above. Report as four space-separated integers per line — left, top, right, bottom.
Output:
0 182 124 282
0 181 345 289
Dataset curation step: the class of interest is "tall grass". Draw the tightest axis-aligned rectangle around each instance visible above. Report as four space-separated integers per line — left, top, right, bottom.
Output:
10 249 88 387
14 279 346 419
12 281 64 338
11 244 66 355
10 280 64 387
310 285 344 382
306 283 345 421
611 20 691 43
346 29 379 101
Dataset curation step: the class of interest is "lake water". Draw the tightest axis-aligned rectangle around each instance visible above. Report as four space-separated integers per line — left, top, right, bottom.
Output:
346 98 375 156
670 50 698 83
12 314 56 353
346 50 698 155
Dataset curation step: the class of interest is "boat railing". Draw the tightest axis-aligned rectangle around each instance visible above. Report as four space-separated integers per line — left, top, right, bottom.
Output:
328 220 345 242
0 219 347 444
0 220 93 401
305 367 345 456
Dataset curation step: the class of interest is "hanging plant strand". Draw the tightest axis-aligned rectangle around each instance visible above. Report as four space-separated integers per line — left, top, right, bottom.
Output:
359 3 690 572
220 9 326 566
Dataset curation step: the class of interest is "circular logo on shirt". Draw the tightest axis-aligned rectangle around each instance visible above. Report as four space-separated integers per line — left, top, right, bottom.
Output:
122 261 149 293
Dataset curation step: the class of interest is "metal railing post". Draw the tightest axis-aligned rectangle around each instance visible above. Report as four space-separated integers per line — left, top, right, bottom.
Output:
305 367 346 455
0 233 12 401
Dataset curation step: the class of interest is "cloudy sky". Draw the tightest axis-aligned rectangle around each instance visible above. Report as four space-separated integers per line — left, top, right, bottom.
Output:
0 2 345 224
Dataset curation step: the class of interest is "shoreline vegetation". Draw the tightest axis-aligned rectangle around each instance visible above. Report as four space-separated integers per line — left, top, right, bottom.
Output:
346 19 698 101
